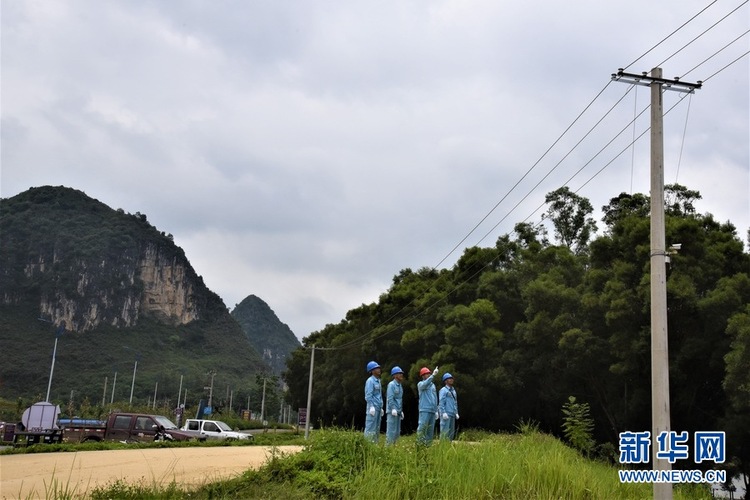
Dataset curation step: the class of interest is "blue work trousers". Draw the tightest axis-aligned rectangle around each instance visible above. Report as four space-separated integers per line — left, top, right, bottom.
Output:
416 411 436 446
440 417 456 441
385 413 401 445
364 412 381 443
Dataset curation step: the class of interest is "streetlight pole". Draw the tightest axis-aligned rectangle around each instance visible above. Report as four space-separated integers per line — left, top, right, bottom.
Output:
45 335 59 402
206 371 216 408
110 371 117 404
129 358 138 407
40 319 65 403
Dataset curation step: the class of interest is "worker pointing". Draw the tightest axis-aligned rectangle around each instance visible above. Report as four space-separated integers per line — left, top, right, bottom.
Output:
416 365 439 446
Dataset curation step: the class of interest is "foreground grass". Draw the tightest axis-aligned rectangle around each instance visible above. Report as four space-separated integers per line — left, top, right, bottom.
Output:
80 429 712 500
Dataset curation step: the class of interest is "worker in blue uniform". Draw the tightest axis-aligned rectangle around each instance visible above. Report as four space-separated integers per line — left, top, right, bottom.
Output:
416 365 439 446
438 372 459 441
386 366 405 445
364 360 383 443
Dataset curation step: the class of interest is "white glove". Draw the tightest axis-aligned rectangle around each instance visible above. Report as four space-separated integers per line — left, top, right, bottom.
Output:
432 366 439 376
442 413 449 420
435 412 439 420
391 409 398 417
369 406 375 416
456 413 460 420
380 408 384 417
400 411 404 420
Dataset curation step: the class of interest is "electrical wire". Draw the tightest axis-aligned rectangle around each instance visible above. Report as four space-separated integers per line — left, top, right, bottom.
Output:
656 1 749 69
623 1 719 71
682 29 750 79
675 93 693 183
304 8 749 353
430 81 614 271
516 91 692 225
630 86 639 194
311 83 633 352
471 85 637 248
701 49 750 82
314 83 622 351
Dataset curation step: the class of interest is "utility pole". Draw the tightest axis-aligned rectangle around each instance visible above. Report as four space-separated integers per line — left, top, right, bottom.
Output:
260 378 267 424
44 322 65 402
612 68 701 500
129 358 138 407
177 375 183 409
110 371 117 404
102 376 108 407
206 370 216 408
305 345 315 440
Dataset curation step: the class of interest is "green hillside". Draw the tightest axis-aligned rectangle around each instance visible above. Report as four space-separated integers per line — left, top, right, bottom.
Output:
0 186 270 408
231 295 302 376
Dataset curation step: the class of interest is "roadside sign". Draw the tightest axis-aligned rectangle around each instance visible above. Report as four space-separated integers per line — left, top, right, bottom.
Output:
298 408 307 427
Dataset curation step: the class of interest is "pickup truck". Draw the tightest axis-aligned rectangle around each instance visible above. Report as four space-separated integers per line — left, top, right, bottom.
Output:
61 412 204 443
181 419 252 441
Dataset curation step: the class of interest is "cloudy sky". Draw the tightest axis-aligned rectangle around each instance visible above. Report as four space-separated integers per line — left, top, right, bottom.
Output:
2 1 748 340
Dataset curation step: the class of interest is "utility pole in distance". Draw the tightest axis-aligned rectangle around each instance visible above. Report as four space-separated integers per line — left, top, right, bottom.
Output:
612 67 701 500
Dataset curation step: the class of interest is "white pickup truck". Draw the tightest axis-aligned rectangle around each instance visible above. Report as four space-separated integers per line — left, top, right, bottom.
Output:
180 419 252 441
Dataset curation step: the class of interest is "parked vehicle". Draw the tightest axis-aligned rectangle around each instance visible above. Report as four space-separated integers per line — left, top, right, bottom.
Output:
10 401 64 446
61 412 204 443
181 418 252 441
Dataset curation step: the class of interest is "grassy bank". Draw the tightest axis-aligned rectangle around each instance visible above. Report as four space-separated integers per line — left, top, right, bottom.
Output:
79 429 712 499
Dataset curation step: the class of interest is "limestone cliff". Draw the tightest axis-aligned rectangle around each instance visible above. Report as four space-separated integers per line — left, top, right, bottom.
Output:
1 186 221 332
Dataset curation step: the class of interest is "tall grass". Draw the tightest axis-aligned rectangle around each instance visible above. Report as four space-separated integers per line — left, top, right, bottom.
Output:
83 429 713 499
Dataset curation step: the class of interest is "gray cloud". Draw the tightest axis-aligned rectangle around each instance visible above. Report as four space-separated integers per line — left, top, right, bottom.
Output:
2 0 747 339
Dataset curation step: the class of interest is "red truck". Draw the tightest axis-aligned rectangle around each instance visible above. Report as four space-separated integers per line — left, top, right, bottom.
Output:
60 412 203 443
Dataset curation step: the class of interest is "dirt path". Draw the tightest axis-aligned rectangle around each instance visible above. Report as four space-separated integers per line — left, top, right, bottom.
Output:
0 445 303 499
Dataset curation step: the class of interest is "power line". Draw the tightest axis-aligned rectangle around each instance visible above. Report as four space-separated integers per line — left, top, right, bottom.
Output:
623 1 719 71
682 29 750 78
702 49 750 83
675 93 693 183
656 1 749 68
316 83 623 351
305 9 747 353
431 81 614 271
472 84 637 247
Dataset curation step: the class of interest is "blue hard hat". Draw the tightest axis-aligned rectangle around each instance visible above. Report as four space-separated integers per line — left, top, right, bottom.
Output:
442 372 454 382
366 361 381 372
390 366 404 376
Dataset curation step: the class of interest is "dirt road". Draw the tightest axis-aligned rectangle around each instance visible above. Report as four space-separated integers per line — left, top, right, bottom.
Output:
0 445 303 499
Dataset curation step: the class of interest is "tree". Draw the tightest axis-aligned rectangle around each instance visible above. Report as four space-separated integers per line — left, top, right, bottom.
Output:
543 187 597 254
664 183 701 216
601 192 649 230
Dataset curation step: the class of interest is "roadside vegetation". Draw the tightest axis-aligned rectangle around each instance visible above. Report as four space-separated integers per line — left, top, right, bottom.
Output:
78 428 711 499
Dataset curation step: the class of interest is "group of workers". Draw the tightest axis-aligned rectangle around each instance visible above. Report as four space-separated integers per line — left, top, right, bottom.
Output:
363 361 459 446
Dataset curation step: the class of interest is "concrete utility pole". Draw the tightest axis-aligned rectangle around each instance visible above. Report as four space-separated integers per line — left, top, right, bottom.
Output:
305 345 315 440
110 371 117 404
260 378 267 423
102 376 108 407
612 68 701 500
207 371 216 408
129 359 138 407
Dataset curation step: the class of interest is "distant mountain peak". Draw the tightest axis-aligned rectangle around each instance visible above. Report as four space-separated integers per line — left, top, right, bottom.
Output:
231 295 301 375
